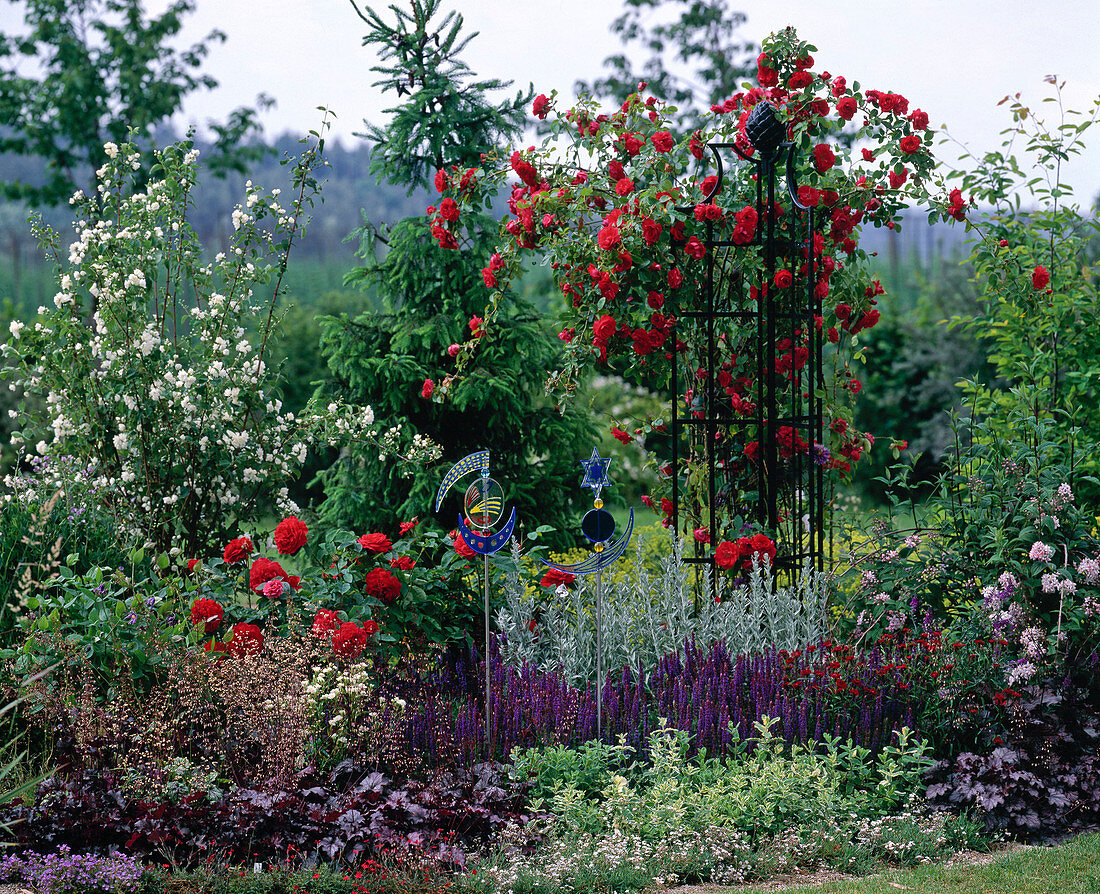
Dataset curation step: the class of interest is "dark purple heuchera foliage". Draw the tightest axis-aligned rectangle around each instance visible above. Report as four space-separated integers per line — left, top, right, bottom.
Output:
390 635 919 763
2 760 537 868
925 679 1100 841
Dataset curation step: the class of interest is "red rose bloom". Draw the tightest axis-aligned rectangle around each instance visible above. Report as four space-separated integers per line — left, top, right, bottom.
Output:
273 515 308 555
597 225 621 250
434 169 448 193
756 53 778 88
358 532 393 553
641 218 663 246
715 540 738 570
668 268 684 289
190 598 223 634
615 177 635 196
774 269 793 289
421 378 435 399
836 97 857 121
532 93 550 119
651 130 673 153
623 133 643 156
249 557 298 594
364 567 401 604
888 167 908 189
228 622 264 657
899 134 921 155
1032 265 1050 290
812 144 836 174
540 567 576 588
909 109 929 130
745 533 777 569
452 530 478 560
439 197 460 222
186 558 200 573
332 622 369 659
946 189 967 221
647 291 665 309
398 517 418 535
611 427 631 444
311 609 340 638
204 640 228 656
593 315 616 341
362 619 380 636
222 536 253 565
482 267 497 288
684 236 706 260
390 555 416 570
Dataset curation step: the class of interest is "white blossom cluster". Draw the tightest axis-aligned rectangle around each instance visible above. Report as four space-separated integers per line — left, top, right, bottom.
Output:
302 661 405 754
0 139 366 550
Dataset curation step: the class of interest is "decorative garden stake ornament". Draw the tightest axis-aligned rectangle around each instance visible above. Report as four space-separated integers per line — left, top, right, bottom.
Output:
542 447 634 738
434 450 516 755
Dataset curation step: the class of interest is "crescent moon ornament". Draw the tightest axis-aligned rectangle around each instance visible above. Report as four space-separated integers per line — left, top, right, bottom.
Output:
542 508 634 574
537 446 635 742
435 450 489 512
457 507 517 556
432 449 519 760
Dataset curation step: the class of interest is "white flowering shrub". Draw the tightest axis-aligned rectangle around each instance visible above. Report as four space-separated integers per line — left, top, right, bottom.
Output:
497 535 831 687
0 137 406 557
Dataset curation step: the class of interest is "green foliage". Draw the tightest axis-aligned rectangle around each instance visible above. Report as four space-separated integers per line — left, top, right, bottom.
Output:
316 0 594 544
497 534 830 687
0 0 270 206
843 84 1100 679
575 0 756 134
852 256 993 497
351 0 531 192
950 82 1100 504
496 720 957 890
5 557 193 696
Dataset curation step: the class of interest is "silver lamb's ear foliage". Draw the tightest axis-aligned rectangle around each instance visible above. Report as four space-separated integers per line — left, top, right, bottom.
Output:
497 531 833 688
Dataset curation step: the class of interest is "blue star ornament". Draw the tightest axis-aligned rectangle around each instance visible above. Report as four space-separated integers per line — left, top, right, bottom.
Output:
580 448 612 492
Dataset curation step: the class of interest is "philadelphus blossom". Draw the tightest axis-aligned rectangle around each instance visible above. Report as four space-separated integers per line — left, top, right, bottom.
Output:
0 134 403 554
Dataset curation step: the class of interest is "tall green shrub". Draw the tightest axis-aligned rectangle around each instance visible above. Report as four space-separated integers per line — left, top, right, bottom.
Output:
315 0 593 539
950 82 1100 502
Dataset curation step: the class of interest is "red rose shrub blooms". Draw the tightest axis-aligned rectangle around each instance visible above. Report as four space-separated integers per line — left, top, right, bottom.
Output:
715 533 778 572
228 622 264 657
312 608 340 638
249 557 300 594
190 598 223 634
332 621 371 659
451 530 477 560
273 516 308 555
357 532 393 554
364 567 401 605
222 536 253 565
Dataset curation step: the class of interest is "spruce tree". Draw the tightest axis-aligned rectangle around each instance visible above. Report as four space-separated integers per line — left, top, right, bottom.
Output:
315 0 593 541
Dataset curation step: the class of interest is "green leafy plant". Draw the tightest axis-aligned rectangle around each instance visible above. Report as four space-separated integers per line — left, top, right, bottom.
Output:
497 534 830 687
314 0 593 545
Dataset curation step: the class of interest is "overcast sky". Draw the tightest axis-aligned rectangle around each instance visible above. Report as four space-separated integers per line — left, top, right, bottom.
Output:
4 0 1100 202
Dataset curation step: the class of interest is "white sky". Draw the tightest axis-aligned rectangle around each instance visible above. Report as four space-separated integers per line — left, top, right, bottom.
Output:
4 0 1100 202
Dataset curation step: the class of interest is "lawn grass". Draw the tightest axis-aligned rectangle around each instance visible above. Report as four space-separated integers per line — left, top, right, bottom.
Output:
731 832 1100 894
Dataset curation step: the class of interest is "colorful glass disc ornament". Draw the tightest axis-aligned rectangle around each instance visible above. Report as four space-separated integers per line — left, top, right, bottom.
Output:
464 477 504 529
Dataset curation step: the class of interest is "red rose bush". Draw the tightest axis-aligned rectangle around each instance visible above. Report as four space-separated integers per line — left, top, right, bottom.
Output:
442 27 957 568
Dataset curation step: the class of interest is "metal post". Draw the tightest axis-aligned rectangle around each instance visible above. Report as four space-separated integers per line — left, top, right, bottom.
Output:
595 567 603 740
484 550 491 757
